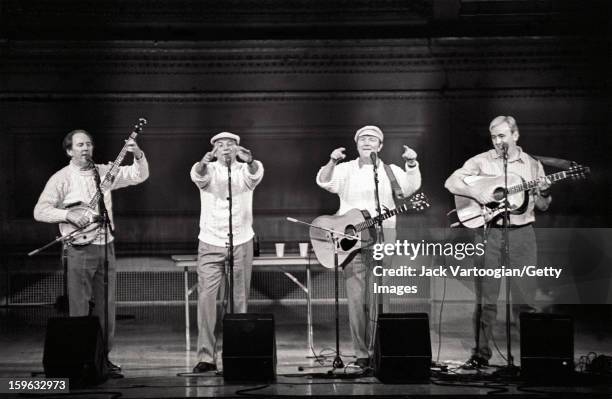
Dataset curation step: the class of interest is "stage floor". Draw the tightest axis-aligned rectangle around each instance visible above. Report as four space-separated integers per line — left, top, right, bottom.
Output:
1 304 611 398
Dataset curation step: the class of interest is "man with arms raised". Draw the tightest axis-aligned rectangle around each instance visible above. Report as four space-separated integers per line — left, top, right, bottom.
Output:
190 132 264 373
316 125 421 369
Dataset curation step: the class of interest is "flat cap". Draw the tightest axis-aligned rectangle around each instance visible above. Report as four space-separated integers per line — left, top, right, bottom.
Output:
354 125 384 142
210 131 240 145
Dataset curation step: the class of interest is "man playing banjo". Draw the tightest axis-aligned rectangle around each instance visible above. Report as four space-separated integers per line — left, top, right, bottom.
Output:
34 128 149 375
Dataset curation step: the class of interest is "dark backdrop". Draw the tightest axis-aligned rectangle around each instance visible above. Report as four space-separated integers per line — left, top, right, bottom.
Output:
1 0 610 255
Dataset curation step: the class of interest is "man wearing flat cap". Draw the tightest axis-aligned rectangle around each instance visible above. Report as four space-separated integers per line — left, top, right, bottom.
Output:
190 132 264 373
316 125 421 368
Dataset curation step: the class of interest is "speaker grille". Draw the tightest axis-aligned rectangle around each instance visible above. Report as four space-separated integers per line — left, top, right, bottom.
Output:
223 313 276 381
520 312 574 379
374 313 432 382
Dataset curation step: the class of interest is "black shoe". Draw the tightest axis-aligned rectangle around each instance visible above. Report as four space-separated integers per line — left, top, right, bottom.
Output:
461 355 489 370
106 359 121 372
355 358 371 369
193 362 217 373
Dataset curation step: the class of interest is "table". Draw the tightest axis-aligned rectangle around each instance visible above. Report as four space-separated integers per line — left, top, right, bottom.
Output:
171 254 318 352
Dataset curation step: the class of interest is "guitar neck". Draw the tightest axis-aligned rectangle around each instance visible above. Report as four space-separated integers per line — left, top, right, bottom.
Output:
86 137 135 209
507 171 568 194
354 205 407 232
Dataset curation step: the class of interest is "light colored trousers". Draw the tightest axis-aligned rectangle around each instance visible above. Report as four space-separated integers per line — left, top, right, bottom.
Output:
66 243 116 353
196 239 253 364
344 247 393 359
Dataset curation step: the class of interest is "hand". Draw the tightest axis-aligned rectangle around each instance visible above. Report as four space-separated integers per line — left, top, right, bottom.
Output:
201 147 218 164
236 146 254 163
125 139 143 159
330 147 346 162
401 145 417 163
531 176 552 196
469 189 496 206
67 209 91 228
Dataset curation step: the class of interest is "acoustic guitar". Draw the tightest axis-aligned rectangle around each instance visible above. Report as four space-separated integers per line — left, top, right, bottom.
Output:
310 193 429 269
454 164 589 228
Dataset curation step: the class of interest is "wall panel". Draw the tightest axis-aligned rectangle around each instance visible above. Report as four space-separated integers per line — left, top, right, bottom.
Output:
1 37 609 254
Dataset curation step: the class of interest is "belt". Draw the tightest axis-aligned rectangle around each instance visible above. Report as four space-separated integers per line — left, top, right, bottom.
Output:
492 222 533 229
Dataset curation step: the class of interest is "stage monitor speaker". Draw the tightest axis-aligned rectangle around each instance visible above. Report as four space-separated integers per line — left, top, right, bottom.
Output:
43 316 108 386
373 313 432 383
222 313 276 381
520 312 574 381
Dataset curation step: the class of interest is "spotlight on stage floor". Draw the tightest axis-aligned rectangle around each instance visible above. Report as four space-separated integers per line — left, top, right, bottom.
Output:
43 316 108 387
373 313 432 383
520 312 574 382
222 313 276 382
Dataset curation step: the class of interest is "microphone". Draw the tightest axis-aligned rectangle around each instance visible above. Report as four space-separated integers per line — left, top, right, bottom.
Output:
370 151 378 164
224 155 231 166
501 142 509 159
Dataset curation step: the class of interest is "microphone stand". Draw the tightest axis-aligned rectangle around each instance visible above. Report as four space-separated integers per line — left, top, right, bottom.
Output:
371 154 384 323
494 144 519 378
91 161 113 362
287 217 360 372
371 153 383 230
226 158 235 314
28 223 94 256
57 244 69 313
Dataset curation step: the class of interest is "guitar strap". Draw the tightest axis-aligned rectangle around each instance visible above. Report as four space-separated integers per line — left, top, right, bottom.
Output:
382 163 405 208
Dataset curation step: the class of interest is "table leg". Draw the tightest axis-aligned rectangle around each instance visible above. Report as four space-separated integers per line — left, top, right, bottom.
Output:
184 266 190 352
306 262 313 352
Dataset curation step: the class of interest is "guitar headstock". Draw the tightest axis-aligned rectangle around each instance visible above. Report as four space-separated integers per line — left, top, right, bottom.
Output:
129 117 148 139
408 192 430 211
566 164 590 180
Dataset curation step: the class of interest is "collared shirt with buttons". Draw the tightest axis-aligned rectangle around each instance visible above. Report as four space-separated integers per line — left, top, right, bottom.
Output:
190 160 264 247
448 147 546 226
316 158 421 229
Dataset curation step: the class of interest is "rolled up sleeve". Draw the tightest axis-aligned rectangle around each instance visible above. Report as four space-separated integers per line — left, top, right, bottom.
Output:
316 164 347 194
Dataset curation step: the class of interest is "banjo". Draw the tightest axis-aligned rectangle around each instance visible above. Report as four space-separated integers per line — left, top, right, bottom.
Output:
58 118 147 245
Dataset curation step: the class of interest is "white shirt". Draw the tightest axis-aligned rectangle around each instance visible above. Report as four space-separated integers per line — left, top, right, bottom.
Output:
190 160 264 247
316 158 421 229
34 155 150 244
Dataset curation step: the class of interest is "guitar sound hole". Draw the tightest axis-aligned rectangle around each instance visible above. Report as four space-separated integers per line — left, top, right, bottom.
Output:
341 225 358 251
340 238 357 251
492 187 506 201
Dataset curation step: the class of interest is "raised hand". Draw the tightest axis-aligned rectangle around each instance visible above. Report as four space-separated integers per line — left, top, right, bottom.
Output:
236 146 254 163
125 138 144 159
201 147 218 164
330 147 346 162
401 145 417 162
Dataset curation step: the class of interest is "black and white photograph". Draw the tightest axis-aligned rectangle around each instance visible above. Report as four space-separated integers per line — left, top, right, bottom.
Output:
1 1 611 398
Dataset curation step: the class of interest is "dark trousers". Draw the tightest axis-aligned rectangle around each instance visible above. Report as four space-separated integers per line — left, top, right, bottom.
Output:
472 226 537 360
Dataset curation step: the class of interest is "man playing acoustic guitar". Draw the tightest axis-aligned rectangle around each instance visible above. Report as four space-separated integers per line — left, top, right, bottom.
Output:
34 129 149 376
316 125 421 369
444 115 551 369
